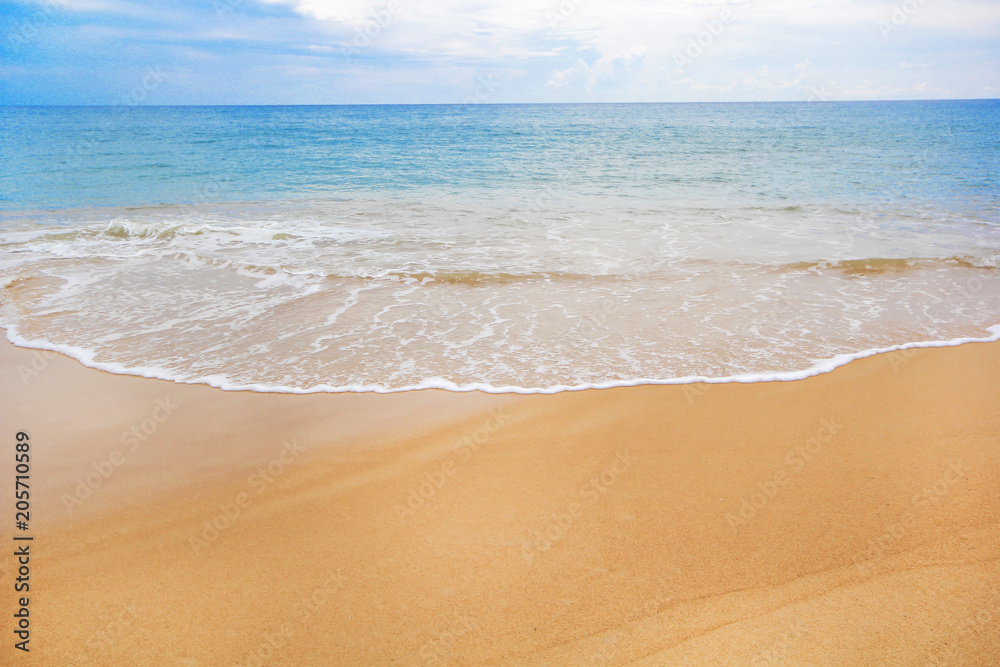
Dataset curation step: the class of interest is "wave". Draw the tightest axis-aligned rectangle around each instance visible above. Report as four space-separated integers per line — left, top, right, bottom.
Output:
4 322 999 394
380 270 610 285
103 218 184 240
3 199 997 395
143 256 1000 287
783 256 1000 274
5 239 998 288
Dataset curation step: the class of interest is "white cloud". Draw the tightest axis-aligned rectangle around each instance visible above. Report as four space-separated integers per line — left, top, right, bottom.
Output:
546 48 646 93
836 80 944 99
259 0 378 24
9 0 999 103
245 0 1000 76
548 59 591 89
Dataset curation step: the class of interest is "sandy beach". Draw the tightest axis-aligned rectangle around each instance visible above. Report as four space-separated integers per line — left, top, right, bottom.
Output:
1 336 998 665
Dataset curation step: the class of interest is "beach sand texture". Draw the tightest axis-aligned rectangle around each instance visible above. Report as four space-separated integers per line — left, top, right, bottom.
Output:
1 337 998 665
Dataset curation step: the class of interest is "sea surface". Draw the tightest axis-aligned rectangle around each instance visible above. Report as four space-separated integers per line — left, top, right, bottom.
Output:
1 101 999 392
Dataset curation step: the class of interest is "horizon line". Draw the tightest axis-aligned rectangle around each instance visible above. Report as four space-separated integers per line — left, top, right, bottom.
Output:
2 97 999 108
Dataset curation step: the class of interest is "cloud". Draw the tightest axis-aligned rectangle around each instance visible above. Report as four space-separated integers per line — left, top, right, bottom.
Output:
1 0 998 103
547 49 645 90
259 0 377 24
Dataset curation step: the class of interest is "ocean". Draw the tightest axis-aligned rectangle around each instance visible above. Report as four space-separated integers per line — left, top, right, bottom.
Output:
1 101 998 392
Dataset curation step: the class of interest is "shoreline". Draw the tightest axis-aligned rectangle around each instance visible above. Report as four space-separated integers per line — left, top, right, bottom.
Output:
4 322 1000 394
1 336 998 664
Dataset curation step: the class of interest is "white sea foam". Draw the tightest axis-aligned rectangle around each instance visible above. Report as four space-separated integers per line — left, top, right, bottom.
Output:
4 323 999 394
2 198 999 394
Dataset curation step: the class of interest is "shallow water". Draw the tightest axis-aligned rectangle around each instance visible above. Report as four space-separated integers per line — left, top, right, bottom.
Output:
1 102 998 391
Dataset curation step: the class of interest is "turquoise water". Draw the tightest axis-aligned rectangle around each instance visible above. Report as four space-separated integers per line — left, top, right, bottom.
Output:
1 102 998 391
2 102 999 211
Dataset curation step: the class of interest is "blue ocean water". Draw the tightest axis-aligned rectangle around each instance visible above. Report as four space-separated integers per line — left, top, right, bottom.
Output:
1 102 999 391
2 101 999 211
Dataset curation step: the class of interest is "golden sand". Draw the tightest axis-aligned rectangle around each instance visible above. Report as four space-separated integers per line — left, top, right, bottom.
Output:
0 337 998 665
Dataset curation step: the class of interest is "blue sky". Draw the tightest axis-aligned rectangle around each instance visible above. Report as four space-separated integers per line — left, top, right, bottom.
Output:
1 0 998 104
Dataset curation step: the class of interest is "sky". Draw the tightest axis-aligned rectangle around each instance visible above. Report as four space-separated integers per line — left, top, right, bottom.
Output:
1 0 998 105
